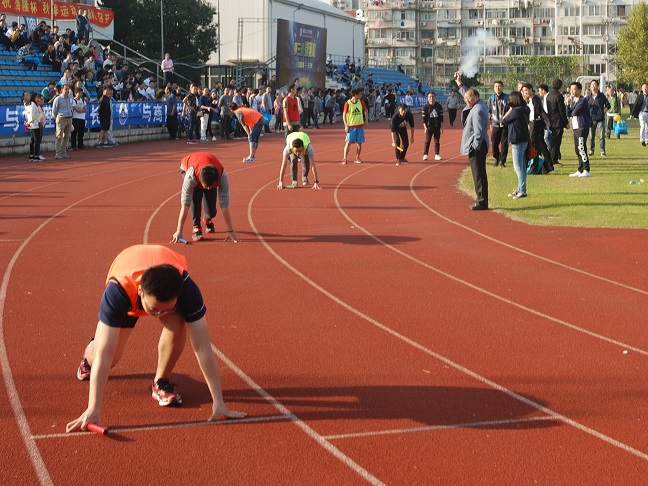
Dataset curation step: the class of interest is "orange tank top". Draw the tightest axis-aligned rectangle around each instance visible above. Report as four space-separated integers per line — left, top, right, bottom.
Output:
106 245 188 317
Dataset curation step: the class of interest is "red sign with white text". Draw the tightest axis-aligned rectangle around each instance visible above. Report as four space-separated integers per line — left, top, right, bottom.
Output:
0 0 114 28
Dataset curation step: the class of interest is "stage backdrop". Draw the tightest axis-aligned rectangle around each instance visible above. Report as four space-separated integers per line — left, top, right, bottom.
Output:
276 19 326 90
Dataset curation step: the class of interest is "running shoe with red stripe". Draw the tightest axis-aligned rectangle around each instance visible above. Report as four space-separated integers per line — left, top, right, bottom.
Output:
151 379 183 406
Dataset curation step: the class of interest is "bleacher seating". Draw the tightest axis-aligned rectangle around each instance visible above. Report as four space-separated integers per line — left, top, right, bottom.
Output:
0 44 66 104
361 67 435 94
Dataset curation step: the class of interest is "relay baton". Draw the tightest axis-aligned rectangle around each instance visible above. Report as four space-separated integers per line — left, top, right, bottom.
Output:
87 422 109 436
177 237 188 245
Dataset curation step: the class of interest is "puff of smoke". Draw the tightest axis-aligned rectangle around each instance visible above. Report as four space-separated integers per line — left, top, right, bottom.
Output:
459 29 499 78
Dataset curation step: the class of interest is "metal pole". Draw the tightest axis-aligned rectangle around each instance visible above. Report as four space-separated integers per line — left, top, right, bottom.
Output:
161 0 164 61
217 0 221 67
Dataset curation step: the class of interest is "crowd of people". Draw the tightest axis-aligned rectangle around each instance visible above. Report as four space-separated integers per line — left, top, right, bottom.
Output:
455 73 648 211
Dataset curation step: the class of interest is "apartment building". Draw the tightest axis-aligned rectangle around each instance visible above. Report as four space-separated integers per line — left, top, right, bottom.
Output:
332 0 630 86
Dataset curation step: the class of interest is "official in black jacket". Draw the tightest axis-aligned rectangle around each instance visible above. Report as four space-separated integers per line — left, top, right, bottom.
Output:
421 92 444 160
545 79 568 164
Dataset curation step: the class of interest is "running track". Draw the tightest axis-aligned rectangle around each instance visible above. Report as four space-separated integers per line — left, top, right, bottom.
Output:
1 120 647 484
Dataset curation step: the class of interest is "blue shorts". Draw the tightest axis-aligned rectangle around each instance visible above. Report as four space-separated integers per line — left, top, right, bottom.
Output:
345 127 365 144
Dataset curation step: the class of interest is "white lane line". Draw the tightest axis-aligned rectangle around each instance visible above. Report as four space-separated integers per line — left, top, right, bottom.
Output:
213 345 386 486
334 165 648 357
323 416 556 441
32 414 291 440
0 172 179 486
247 176 648 463
408 163 648 296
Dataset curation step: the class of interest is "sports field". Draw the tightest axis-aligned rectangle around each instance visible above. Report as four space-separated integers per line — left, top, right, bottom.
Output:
1 119 647 484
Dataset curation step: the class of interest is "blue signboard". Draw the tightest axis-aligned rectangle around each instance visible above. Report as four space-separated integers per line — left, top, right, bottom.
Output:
0 101 175 136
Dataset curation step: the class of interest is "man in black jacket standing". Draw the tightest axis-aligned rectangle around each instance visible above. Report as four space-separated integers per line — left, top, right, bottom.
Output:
521 83 554 173
545 79 568 165
586 80 610 156
421 92 444 161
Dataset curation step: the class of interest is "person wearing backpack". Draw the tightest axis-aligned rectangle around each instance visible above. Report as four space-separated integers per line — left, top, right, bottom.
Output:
487 81 509 167
586 80 610 156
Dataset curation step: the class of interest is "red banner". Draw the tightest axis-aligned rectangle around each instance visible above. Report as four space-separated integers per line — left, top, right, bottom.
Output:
0 1 114 28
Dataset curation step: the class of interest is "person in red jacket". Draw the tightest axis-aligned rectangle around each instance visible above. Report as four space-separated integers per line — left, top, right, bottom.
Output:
172 152 239 242
66 245 246 433
231 103 264 162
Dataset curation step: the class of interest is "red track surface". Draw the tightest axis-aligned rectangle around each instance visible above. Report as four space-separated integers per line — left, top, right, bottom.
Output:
1 120 647 485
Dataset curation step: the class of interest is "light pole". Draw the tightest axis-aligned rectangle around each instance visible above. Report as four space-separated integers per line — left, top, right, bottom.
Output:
160 1 164 62
352 21 362 67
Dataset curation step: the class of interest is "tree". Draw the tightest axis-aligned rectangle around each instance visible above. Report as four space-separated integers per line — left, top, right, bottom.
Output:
498 56 580 90
616 2 648 88
99 0 218 64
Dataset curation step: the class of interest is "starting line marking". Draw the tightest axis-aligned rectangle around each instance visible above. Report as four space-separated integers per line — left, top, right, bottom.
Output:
31 414 292 440
323 416 556 441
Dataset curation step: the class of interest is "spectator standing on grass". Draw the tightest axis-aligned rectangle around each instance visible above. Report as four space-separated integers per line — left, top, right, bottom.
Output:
487 81 508 167
566 81 592 178
66 244 246 434
546 79 568 165
520 83 554 173
626 89 637 115
605 85 621 139
455 72 490 210
629 83 648 146
586 80 609 157
501 91 530 199
261 85 273 134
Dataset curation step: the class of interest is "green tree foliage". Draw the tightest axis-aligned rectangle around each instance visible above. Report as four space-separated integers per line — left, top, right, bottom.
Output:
616 2 648 87
99 0 217 64
493 56 581 90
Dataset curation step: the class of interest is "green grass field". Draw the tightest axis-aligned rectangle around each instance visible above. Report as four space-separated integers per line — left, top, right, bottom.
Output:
459 110 648 229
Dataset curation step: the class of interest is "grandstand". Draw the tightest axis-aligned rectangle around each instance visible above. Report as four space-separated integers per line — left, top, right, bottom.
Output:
0 45 62 104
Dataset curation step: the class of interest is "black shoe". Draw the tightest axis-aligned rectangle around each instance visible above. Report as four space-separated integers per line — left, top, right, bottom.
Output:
470 203 488 211
500 162 506 168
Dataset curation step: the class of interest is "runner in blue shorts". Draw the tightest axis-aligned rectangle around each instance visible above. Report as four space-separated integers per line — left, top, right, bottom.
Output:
342 87 369 164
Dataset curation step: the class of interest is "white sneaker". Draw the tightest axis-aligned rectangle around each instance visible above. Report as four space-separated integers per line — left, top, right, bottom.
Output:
200 138 208 142
434 154 442 160
212 136 217 141
38 155 46 161
243 156 256 163
422 154 428 161
579 170 591 177
569 171 581 177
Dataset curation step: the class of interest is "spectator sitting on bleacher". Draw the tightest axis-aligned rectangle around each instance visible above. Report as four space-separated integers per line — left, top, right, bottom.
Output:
41 81 57 103
0 14 6 34
11 24 30 50
61 51 75 74
51 25 60 42
83 52 95 82
145 80 157 101
103 52 116 71
64 28 76 46
59 69 72 86
0 20 13 50
75 38 89 59
42 44 61 72
115 63 129 83
17 42 42 70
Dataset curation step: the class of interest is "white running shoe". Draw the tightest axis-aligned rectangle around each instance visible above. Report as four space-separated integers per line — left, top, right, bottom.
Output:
422 154 428 161
579 170 591 177
434 154 442 160
569 171 581 177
